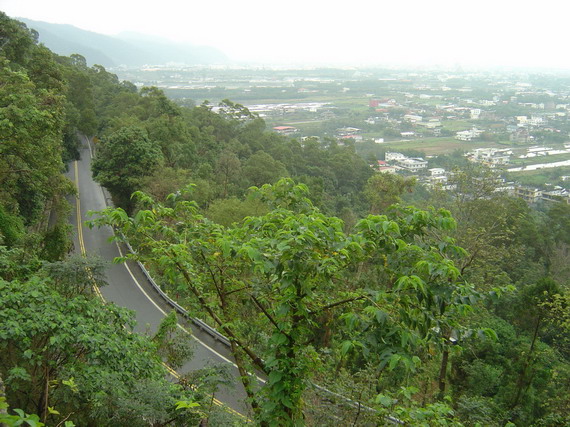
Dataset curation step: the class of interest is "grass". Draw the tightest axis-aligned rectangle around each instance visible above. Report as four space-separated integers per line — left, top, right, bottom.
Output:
286 122 325 135
230 94 371 107
361 132 385 139
377 137 504 155
441 120 474 131
507 166 570 187
510 152 570 166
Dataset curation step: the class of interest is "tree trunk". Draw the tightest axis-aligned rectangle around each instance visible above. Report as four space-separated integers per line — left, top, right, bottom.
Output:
0 373 7 427
437 346 450 399
230 339 261 419
511 316 541 409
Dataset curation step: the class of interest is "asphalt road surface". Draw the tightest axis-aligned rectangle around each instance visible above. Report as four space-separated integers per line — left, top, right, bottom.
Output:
68 135 254 420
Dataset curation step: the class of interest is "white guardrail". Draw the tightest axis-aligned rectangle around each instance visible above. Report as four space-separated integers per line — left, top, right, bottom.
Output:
88 140 404 425
122 238 232 347
92 134 399 424
121 238 401 425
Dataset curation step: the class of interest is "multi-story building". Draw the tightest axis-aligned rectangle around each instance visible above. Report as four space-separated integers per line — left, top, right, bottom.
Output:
542 188 570 204
467 148 511 167
385 152 407 162
515 186 542 203
385 152 428 173
455 128 483 141
397 158 428 172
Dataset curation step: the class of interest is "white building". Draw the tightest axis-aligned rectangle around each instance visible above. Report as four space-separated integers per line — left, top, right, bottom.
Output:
404 114 423 122
428 175 448 186
398 158 428 172
336 127 361 136
385 152 407 162
385 152 427 173
428 168 446 176
467 148 511 166
542 187 569 203
425 119 442 129
456 128 483 141
529 116 545 126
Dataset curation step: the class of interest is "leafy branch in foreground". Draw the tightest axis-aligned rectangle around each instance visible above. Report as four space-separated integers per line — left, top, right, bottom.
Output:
90 179 488 426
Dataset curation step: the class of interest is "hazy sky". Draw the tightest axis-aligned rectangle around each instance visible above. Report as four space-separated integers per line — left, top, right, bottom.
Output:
2 0 569 69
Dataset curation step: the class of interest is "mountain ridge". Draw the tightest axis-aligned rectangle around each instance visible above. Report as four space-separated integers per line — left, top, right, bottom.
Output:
19 18 229 67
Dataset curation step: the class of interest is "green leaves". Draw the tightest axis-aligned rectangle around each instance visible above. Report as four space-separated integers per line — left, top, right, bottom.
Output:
271 332 289 347
477 327 498 341
7 367 30 383
175 400 201 410
6 408 44 427
90 177 483 425
0 276 197 426
340 339 364 357
61 377 79 393
376 394 396 407
0 55 68 227
47 407 60 416
395 275 427 294
91 126 164 213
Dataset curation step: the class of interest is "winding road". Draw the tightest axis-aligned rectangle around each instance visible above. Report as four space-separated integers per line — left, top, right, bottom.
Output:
67 136 387 425
68 136 253 420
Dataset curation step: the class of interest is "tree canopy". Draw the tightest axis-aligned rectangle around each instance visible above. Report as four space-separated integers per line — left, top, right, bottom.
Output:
1 11 570 426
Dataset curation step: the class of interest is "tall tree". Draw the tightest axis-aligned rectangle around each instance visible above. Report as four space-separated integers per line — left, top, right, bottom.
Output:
0 59 70 225
242 151 289 188
90 179 485 425
0 278 199 426
364 173 416 214
91 126 163 212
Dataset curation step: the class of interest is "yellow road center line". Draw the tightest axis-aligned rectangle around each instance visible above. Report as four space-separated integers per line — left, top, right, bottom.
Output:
113 242 252 421
74 160 250 422
74 161 104 300
162 362 247 419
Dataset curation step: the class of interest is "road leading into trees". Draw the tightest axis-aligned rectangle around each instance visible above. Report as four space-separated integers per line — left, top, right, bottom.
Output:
68 136 255 420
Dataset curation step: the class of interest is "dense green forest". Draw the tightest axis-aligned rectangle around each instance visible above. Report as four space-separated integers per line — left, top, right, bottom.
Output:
1 12 570 426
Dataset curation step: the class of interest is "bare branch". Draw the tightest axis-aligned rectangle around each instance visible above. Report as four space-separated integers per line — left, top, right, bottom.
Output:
251 294 291 340
316 295 366 313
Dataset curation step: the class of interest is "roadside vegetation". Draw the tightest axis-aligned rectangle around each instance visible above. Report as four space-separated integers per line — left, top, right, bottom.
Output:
507 166 570 188
2 12 570 426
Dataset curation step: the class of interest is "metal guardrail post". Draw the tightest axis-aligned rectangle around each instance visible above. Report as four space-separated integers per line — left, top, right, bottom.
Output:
121 237 232 347
86 134 400 424
122 238 402 424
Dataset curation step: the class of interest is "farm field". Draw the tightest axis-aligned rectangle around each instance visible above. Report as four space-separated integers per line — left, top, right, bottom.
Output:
510 152 570 166
441 120 474 131
507 166 570 187
376 137 504 155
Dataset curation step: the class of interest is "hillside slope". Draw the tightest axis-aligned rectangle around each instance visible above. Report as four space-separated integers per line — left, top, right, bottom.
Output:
19 17 228 67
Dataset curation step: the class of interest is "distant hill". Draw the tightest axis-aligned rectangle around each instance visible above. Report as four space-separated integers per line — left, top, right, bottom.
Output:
19 18 229 67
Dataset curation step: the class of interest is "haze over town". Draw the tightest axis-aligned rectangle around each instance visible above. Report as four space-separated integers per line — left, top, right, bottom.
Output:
3 0 570 70
4 5 570 425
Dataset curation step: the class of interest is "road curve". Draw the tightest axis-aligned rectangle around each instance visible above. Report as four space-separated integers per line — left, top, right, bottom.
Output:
68 136 252 419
